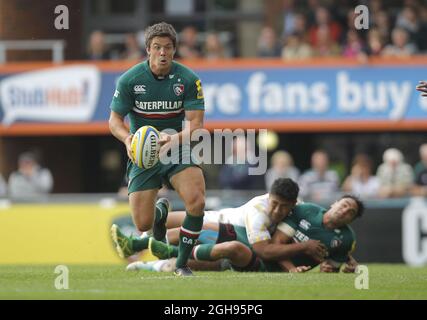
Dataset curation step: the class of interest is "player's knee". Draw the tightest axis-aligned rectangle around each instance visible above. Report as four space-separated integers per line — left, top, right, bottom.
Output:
184 192 205 214
134 215 154 232
223 241 242 258
135 221 151 233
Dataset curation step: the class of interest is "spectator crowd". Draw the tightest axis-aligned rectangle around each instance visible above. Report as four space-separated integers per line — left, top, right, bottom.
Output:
256 143 427 202
0 152 53 200
85 0 427 61
207 134 427 202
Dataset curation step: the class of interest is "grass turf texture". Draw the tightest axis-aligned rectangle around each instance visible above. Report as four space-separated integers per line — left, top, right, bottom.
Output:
0 264 426 299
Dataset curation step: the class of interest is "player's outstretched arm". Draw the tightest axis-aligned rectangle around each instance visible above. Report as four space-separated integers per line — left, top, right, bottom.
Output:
319 260 341 273
252 230 327 262
342 254 358 273
277 259 311 273
180 109 204 142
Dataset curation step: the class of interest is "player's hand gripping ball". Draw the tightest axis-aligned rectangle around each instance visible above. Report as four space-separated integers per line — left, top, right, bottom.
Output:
130 125 161 169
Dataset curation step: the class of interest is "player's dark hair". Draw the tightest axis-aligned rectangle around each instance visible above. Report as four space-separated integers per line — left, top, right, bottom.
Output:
145 22 177 49
270 178 299 202
341 194 365 218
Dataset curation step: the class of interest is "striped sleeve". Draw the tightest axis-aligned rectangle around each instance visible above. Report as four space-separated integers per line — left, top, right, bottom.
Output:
277 222 296 238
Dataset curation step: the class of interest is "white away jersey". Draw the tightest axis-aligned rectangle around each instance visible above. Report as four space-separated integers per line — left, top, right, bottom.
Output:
204 194 276 245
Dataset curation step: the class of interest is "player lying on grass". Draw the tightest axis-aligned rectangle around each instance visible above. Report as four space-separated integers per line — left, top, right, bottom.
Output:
272 193 363 272
147 193 363 273
112 178 329 271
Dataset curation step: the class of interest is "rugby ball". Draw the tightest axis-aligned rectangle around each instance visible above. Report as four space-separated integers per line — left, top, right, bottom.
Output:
130 125 160 169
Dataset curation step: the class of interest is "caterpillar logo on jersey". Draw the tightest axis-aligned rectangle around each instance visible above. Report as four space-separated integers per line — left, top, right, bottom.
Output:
182 237 194 245
134 85 146 94
173 83 184 96
294 230 309 242
299 219 311 230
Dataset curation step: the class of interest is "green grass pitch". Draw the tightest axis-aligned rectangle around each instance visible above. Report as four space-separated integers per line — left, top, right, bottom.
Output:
0 264 426 299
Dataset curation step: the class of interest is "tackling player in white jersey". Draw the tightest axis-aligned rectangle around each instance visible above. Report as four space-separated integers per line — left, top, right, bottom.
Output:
116 178 327 272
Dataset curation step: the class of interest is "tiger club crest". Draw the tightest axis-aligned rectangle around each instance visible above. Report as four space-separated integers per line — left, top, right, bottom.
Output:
173 83 184 96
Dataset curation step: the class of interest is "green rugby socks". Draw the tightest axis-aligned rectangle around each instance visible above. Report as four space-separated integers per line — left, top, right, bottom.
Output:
191 244 215 261
131 236 150 252
154 202 168 224
176 213 203 268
